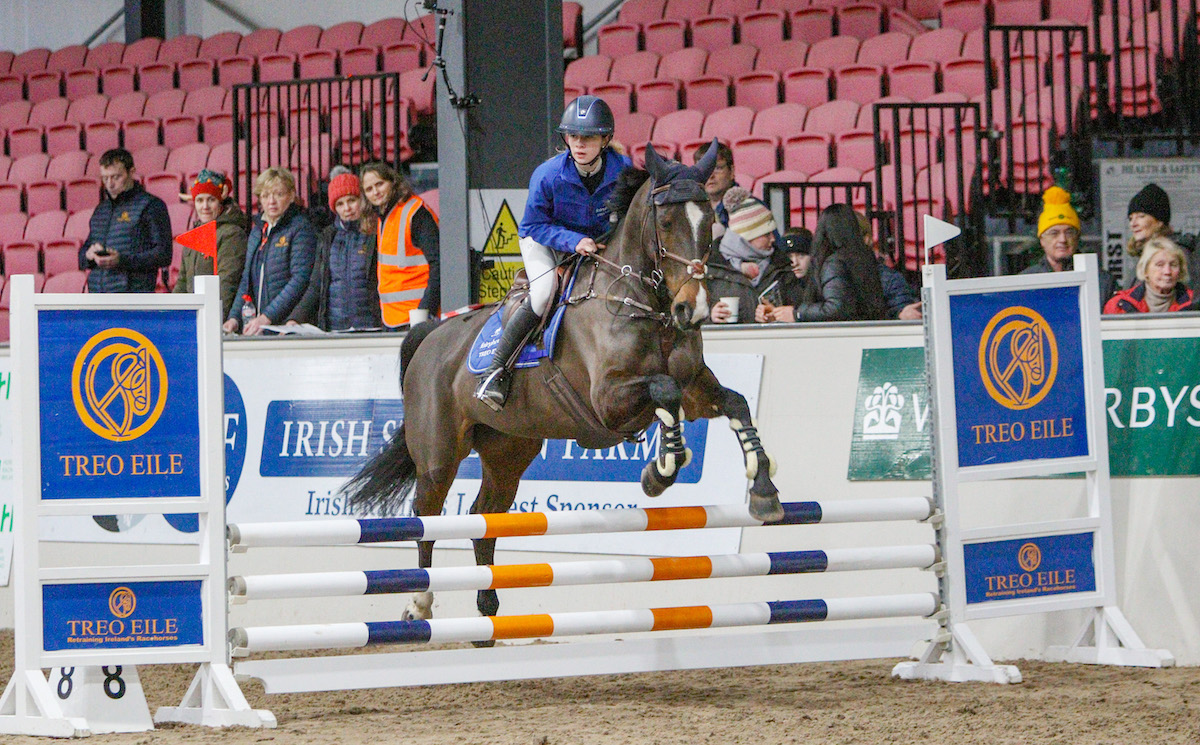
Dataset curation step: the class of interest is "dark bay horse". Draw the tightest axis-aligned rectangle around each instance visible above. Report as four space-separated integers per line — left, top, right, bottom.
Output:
343 143 783 626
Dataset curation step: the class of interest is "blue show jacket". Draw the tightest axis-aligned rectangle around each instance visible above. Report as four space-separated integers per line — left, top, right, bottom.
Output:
518 149 631 253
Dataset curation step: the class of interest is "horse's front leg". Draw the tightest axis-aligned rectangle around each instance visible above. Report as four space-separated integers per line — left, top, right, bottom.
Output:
684 366 783 522
641 375 692 497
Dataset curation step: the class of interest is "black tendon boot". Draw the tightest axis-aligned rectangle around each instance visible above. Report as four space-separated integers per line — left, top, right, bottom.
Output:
474 301 542 412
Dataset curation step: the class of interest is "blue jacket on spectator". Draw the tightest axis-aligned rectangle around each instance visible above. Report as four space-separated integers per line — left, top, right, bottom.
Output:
292 220 381 331
519 149 631 253
878 258 917 319
228 203 317 326
79 182 172 293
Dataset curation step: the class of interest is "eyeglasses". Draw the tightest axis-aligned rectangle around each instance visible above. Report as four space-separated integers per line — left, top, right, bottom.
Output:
1042 227 1079 241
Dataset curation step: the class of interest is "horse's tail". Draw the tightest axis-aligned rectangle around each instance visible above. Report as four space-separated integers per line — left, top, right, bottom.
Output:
400 317 440 386
342 421 416 516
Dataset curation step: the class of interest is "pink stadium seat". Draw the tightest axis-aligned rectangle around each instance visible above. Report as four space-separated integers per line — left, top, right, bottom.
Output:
64 67 101 100
614 111 657 150
858 94 913 136
63 209 92 241
43 240 81 276
123 118 161 151
0 213 26 243
24 181 62 216
158 34 202 65
887 61 938 99
942 57 987 97
783 67 831 108
183 86 226 116
0 155 10 181
598 23 642 58
634 79 682 117
63 177 100 212
162 115 201 148
906 0 941 20
123 38 161 68
752 170 813 207
1047 0 1091 24
0 75 22 106
47 45 88 74
664 0 712 18
341 46 381 76
101 65 137 96
731 135 779 179
960 28 987 60
26 71 63 104
611 52 660 85
380 42 423 74
659 48 708 81
761 0 808 9
782 132 832 172
25 210 67 244
166 143 211 178
132 145 169 175
630 141 679 168
45 122 82 156
239 28 282 57
137 62 176 96
565 55 613 89
319 21 365 51
7 125 44 159
857 32 913 66
834 64 884 104
739 10 787 48
643 19 687 55
217 55 255 86
619 0 667 24
734 71 781 110
362 17 407 48
753 102 808 138
205 141 233 177
684 75 731 114
144 172 182 204
834 129 878 171
564 2 584 55
42 268 88 291
145 89 186 119
202 113 233 145
299 50 338 79
0 100 31 130
3 242 41 274
690 15 736 52
806 36 861 71
755 40 810 73
257 53 297 83
105 91 147 122
29 97 68 128
789 8 835 44
0 185 21 215
993 0 1044 25
406 15 439 51
908 28 965 63
66 93 108 125
941 0 988 33
11 48 50 76
87 120 121 155
701 105 755 141
707 44 758 79
84 42 124 70
652 108 705 145
887 8 929 37
839 3 885 40
0 52 13 75
590 82 634 118
805 99 859 134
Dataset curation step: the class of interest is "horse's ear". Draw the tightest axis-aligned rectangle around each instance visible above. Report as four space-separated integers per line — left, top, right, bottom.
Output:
643 142 667 180
691 138 720 182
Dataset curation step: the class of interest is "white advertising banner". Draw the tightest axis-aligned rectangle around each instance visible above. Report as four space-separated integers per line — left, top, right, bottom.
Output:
1098 157 1200 287
21 347 762 557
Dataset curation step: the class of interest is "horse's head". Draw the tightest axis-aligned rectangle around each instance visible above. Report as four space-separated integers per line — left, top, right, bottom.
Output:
637 141 719 331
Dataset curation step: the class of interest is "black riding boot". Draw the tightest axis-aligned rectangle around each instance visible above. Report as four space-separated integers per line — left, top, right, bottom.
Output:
474 301 541 412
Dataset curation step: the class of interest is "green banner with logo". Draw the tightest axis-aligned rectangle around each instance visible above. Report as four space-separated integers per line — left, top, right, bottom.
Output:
848 338 1200 479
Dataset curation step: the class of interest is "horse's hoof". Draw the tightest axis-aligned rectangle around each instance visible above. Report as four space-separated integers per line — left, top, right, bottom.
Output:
640 461 673 497
748 492 785 522
472 639 497 649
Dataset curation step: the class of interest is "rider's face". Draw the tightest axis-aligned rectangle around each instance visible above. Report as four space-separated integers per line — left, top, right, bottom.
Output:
566 133 605 166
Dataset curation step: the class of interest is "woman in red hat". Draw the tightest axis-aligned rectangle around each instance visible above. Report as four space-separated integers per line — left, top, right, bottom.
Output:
174 169 249 318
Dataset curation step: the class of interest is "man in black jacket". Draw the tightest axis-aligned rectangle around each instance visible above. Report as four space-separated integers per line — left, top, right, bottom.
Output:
79 148 173 293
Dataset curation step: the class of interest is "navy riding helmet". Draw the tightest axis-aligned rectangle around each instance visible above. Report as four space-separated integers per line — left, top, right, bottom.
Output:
557 95 615 137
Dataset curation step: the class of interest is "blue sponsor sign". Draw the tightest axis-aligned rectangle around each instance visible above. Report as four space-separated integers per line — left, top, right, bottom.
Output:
963 532 1096 605
949 286 1089 467
42 580 204 651
258 398 706 483
38 310 201 499
165 374 247 533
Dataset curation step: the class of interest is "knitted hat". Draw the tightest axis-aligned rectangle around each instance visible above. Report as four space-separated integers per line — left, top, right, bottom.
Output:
190 169 228 201
1127 183 1171 225
327 170 361 211
1037 186 1081 236
723 187 776 242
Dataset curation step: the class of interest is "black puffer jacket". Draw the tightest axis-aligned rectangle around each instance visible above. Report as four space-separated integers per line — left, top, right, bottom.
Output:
792 254 882 322
227 203 317 327
79 182 172 293
291 221 382 330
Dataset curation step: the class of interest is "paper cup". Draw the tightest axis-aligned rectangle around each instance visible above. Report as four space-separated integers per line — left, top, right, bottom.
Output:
408 309 430 325
719 296 740 323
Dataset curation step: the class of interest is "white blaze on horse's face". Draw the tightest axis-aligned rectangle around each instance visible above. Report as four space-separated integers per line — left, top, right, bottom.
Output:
685 201 706 246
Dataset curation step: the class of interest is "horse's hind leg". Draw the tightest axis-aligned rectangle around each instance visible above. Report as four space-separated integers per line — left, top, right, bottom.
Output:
641 375 692 497
684 366 784 522
402 463 466 621
469 429 544 646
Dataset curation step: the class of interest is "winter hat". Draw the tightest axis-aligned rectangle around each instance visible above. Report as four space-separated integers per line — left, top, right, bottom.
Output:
723 187 776 242
779 230 811 255
1037 186 1081 236
189 169 229 201
1127 183 1171 225
327 167 361 211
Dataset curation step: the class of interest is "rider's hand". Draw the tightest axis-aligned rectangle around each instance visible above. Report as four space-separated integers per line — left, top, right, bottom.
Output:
575 237 598 255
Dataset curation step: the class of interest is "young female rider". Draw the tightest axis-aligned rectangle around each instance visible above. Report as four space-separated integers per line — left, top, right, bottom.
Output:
474 95 632 411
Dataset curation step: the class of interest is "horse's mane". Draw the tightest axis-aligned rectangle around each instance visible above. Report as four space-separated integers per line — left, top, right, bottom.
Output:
607 167 651 222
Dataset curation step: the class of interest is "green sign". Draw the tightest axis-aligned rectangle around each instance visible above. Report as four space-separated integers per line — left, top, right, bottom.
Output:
848 338 1200 480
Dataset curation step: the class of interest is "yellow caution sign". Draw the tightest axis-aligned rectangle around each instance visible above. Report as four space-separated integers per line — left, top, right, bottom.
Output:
480 200 525 304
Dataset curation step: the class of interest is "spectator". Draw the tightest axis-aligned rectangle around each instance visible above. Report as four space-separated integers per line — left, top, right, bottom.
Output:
857 211 921 320
359 162 440 329
292 166 382 331
1125 183 1199 288
693 140 736 235
78 148 172 293
759 204 887 322
1022 186 1113 304
173 169 249 318
1104 237 1196 313
223 168 317 336
708 188 777 324
755 228 813 323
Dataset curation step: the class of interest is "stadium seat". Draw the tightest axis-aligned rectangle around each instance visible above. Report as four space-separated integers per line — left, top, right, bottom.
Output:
11 48 50 75
41 238 81 276
137 62 176 96
66 93 108 125
701 105 755 141
611 52 660 85
298 50 338 79
564 2 584 56
0 74 22 106
598 23 641 58
380 42 423 74
183 86 227 116
664 0 711 18
362 18 408 49
643 19 687 55
805 99 859 135
805 36 861 71
0 213 26 243
0 100 31 130
634 79 682 117
63 208 92 241
162 115 201 149
839 3 885 40
158 34 202 65
887 61 938 100
755 40 809 73
908 28 966 63
239 28 282 57
707 44 758 79
659 47 708 81
752 169 813 209
1047 0 1092 24
217 55 255 86
105 91 147 122
753 102 809 138
743 10 789 48
630 140 679 168
257 53 297 83
906 0 941 20
3 242 41 274
8 124 44 159
29 97 69 128
782 67 831 108
993 0 1044 25
202 113 233 145
101 65 137 96
278 24 323 55
63 177 100 212
731 135 780 179
341 46 382 76
614 111 657 150
0 185 21 215
565 55 613 89
64 67 101 100
122 118 161 151
689 15 736 52
887 8 929 37
84 42 124 70
319 21 365 51
24 181 62 216
144 172 182 204
45 122 82 157
123 38 161 67
834 129 879 171
652 108 705 146
733 71 781 110
620 0 667 24
783 132 832 172
399 68 435 116
941 0 988 33
589 82 634 118
25 210 67 245
857 32 913 66
789 8 835 44
834 64 885 104
942 57 987 97
42 268 87 292
46 45 87 74
26 71 63 104
684 75 732 115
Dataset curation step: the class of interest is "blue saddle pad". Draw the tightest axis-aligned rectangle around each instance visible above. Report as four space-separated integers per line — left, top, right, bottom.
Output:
467 303 567 375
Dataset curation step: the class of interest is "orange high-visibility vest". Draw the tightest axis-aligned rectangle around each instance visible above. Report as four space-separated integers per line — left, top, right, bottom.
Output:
377 195 436 326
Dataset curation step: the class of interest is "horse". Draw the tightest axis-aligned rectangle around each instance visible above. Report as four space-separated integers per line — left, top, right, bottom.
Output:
343 142 783 630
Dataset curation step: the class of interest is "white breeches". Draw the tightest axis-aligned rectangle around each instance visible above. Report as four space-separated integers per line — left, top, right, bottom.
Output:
519 236 560 317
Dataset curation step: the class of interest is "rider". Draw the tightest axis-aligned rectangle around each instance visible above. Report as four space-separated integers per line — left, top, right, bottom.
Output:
474 95 632 411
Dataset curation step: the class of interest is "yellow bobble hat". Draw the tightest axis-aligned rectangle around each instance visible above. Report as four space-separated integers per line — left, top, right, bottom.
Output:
1037 186 1081 236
